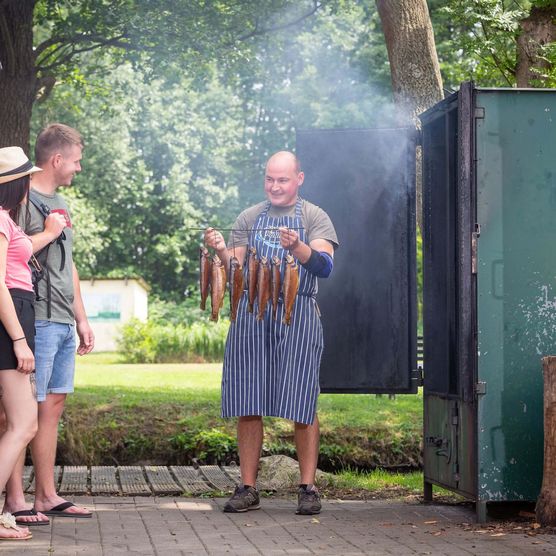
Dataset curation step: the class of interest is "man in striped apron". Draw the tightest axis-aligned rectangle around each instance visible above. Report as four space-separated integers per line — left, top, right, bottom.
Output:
205 151 338 515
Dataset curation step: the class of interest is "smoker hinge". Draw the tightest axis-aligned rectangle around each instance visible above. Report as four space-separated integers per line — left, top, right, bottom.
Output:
475 107 485 119
475 381 487 395
451 403 459 426
411 368 424 386
471 231 479 274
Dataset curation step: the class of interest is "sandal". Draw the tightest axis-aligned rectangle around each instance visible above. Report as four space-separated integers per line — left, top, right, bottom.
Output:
12 508 50 527
0 513 33 541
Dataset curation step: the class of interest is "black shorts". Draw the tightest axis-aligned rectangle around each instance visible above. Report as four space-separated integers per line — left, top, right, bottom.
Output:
0 289 35 370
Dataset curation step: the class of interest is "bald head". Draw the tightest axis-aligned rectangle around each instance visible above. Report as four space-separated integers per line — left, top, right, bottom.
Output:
266 151 301 174
264 151 304 207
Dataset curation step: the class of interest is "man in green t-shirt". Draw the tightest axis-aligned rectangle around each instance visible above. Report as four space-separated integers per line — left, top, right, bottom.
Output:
1 124 94 524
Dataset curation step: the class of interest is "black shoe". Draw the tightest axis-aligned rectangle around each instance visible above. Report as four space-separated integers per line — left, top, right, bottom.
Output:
296 485 321 515
223 485 261 513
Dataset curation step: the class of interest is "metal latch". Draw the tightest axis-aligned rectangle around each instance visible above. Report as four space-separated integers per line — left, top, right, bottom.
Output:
411 368 424 386
475 381 487 395
425 436 451 459
475 107 485 119
425 436 446 448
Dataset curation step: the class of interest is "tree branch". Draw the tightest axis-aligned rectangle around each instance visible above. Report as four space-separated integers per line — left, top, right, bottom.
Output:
36 33 132 72
35 41 71 68
36 32 129 61
35 73 56 103
237 0 323 41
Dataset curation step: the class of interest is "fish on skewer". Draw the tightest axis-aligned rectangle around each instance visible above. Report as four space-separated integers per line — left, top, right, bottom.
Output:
256 256 271 321
271 256 282 321
199 246 212 310
247 246 258 313
282 254 299 326
210 254 227 322
229 256 244 323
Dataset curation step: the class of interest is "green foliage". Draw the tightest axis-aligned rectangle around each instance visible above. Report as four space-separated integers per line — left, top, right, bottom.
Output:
117 318 229 363
170 428 238 464
30 2 397 297
438 0 534 87
148 295 210 327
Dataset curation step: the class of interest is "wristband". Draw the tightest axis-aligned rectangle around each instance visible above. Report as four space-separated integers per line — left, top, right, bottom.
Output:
13 336 26 342
300 249 334 278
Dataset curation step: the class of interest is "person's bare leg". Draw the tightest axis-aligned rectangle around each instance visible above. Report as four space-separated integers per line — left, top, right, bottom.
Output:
0 371 37 539
294 415 320 485
31 393 89 515
238 416 263 487
1 448 46 524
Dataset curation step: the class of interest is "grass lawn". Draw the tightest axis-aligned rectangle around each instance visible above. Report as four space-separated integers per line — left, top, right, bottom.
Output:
63 353 423 473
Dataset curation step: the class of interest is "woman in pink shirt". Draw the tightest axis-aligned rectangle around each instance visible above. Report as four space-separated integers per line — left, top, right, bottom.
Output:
0 147 42 541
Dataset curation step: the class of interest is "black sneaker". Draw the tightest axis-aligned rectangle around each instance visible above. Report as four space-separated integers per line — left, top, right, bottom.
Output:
223 485 261 513
296 485 321 515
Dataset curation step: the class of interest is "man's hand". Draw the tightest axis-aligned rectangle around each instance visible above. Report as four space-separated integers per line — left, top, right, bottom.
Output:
279 227 300 251
44 213 66 239
76 320 94 355
204 227 227 253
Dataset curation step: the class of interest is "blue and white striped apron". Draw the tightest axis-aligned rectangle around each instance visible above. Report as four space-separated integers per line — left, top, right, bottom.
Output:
222 198 323 425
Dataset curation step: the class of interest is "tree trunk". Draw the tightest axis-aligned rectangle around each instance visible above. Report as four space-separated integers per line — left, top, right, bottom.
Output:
0 0 37 150
516 6 556 88
536 356 556 526
376 0 444 231
375 0 444 123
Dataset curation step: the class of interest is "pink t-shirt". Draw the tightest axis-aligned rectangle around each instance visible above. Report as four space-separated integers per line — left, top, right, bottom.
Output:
0 209 33 292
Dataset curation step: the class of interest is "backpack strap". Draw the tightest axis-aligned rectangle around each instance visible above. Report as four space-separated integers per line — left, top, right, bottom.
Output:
27 191 66 318
28 191 67 271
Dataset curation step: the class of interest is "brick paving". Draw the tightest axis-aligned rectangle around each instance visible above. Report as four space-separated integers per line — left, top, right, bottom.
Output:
1 496 556 555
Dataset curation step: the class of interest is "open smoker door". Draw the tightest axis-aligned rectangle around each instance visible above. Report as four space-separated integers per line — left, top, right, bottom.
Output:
296 128 418 394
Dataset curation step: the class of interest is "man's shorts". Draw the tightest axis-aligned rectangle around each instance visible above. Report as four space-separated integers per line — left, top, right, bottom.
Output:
34 320 76 402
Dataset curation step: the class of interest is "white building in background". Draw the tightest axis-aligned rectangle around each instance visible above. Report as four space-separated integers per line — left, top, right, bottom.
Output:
80 278 149 352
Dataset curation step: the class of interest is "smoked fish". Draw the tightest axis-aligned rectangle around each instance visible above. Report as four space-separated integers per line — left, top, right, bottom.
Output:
247 246 258 313
256 256 271 321
199 247 212 310
210 254 227 322
271 256 281 321
229 256 244 323
282 254 299 326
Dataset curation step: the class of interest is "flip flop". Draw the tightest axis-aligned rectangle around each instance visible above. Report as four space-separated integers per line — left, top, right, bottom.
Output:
0 532 33 541
0 513 33 541
41 501 92 518
12 508 50 527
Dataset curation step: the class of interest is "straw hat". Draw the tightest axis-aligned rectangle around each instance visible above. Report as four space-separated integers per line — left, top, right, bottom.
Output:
0 147 42 185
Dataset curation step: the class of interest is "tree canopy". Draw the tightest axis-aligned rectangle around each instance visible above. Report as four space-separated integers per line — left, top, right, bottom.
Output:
1 0 555 302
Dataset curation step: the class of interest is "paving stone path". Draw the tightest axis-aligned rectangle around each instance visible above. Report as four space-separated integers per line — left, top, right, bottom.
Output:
4 466 555 554
2 496 556 555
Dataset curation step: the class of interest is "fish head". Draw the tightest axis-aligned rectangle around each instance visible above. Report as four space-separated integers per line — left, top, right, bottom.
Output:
285 254 295 265
212 254 223 266
272 256 281 266
249 247 257 256
260 255 269 266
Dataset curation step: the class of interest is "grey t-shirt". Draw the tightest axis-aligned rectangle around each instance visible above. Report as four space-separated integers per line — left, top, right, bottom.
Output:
20 189 75 323
227 198 339 249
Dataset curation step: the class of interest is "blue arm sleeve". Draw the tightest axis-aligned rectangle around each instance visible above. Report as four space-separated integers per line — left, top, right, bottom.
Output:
300 248 334 278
